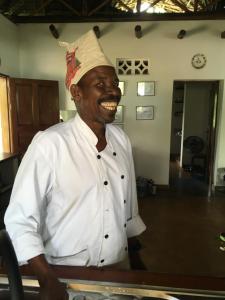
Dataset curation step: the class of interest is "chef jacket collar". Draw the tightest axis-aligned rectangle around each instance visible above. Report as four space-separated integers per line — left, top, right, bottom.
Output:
73 113 111 150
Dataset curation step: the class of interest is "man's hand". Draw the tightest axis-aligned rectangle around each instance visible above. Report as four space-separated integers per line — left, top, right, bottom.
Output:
40 275 68 300
28 254 69 300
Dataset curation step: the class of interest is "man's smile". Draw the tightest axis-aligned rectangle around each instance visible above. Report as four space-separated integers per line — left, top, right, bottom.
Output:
100 101 118 111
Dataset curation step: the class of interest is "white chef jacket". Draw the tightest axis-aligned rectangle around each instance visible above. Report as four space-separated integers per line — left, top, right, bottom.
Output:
5 114 146 267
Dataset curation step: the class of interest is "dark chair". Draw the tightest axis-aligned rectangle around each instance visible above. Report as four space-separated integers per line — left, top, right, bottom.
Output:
0 229 24 299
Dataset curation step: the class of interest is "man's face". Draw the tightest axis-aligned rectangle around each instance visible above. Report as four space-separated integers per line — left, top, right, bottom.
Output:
71 66 121 126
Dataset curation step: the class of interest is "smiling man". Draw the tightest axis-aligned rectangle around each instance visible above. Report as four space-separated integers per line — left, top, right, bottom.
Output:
5 30 146 300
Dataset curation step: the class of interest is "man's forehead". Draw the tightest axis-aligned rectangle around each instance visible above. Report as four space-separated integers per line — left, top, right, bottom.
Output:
79 65 118 84
89 65 117 77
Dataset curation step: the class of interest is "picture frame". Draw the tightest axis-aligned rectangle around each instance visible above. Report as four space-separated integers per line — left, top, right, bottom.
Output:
119 81 125 96
114 105 124 123
137 81 155 96
136 106 154 120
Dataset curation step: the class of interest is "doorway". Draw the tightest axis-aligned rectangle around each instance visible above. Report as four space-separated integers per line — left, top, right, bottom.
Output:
169 80 220 196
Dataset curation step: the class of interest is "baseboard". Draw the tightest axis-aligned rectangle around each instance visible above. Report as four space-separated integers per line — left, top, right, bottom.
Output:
157 184 170 190
215 185 225 191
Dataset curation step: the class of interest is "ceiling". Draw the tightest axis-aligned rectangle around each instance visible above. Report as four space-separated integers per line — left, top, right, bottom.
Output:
0 0 225 23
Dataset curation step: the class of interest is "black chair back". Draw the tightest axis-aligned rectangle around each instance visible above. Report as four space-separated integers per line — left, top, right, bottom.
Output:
0 229 24 300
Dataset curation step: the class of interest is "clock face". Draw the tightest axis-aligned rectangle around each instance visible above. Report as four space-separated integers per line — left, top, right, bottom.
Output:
191 54 207 69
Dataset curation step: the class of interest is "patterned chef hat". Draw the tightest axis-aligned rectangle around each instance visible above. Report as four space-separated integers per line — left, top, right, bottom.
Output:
59 30 113 90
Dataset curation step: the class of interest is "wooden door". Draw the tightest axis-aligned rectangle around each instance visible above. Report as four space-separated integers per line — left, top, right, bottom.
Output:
7 78 59 154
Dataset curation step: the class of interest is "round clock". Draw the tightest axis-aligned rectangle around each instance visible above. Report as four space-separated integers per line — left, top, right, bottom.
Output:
191 54 207 69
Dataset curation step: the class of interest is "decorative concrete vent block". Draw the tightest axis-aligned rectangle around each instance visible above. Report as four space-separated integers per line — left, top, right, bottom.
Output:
116 59 149 75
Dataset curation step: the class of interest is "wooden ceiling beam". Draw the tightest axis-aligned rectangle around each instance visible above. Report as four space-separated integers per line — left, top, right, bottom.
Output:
82 0 88 16
9 11 225 24
116 0 133 12
136 0 141 13
57 0 80 16
7 0 24 16
30 0 53 16
204 0 209 8
170 0 191 12
194 0 199 12
150 0 163 8
205 0 220 11
196 0 205 11
88 0 111 16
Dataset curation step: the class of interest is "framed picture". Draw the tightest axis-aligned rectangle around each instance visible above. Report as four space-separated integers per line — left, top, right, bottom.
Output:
114 105 124 123
137 81 155 96
136 106 154 120
119 81 125 96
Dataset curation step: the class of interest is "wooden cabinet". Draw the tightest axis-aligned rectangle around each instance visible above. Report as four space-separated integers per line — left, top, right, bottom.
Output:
0 153 19 230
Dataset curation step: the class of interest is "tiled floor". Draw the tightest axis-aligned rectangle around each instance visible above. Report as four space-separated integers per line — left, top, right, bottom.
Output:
137 161 225 277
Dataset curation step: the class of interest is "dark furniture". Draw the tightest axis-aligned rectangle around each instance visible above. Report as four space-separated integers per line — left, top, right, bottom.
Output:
0 153 19 230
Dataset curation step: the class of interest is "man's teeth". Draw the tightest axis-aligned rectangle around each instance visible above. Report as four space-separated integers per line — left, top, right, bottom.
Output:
100 102 118 111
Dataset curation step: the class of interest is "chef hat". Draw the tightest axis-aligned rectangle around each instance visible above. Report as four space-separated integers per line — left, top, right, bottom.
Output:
59 30 114 90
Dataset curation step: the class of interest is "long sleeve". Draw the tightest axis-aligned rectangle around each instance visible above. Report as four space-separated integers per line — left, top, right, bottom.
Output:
4 136 53 265
125 137 146 238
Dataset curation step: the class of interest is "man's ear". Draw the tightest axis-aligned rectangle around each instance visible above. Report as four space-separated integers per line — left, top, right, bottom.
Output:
70 84 81 102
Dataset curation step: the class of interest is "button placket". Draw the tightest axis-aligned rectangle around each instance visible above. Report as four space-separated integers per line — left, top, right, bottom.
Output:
96 150 110 266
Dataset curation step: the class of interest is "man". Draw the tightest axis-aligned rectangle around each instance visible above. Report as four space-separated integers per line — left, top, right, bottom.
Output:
4 30 146 300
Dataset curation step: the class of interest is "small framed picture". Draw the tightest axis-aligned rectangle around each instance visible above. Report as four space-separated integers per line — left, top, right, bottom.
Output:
137 81 155 96
114 105 124 123
119 81 125 96
136 106 154 120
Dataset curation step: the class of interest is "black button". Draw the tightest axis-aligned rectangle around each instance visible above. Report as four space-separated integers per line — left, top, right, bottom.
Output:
124 200 126 204
121 175 124 179
97 155 101 159
100 259 104 263
113 152 116 156
104 234 109 239
104 181 108 185
124 224 126 228
125 247 128 251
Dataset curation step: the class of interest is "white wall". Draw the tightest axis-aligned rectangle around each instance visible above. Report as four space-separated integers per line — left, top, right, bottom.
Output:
0 15 20 76
2 20 225 185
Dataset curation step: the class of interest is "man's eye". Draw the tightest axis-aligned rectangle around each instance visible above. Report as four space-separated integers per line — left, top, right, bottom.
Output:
97 82 104 87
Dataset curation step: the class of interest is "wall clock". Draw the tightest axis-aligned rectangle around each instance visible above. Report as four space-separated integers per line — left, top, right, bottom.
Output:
191 54 207 69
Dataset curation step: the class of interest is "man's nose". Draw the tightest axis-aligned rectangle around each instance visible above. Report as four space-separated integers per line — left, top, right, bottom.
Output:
106 83 121 96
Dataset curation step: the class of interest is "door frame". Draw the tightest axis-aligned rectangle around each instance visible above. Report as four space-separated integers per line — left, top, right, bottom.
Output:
169 79 221 196
0 74 11 153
